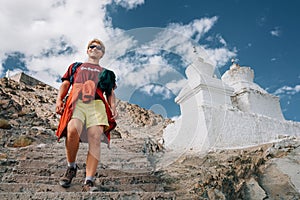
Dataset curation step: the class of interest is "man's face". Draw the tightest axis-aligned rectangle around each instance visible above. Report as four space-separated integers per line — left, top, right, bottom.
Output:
87 42 104 59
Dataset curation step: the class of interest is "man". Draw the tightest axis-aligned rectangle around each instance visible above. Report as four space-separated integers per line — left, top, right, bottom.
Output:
55 38 117 192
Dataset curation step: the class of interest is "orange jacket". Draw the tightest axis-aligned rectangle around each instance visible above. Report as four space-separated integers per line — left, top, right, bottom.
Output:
56 80 116 147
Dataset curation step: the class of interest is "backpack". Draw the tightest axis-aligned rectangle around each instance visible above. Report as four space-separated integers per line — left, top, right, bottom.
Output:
98 69 116 96
69 62 82 85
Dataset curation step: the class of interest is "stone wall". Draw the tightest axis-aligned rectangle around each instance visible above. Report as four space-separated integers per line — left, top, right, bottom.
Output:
9 72 44 86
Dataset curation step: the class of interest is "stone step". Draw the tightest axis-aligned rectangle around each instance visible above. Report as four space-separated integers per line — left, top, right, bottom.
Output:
0 141 175 199
13 146 150 164
1 173 162 186
0 191 176 200
1 166 154 178
23 153 151 165
0 182 165 193
14 160 153 172
21 140 143 152
15 145 146 157
4 143 150 167
16 157 151 165
25 151 148 158
20 142 144 153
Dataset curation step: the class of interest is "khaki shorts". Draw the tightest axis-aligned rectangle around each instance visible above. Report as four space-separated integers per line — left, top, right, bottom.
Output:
72 99 109 129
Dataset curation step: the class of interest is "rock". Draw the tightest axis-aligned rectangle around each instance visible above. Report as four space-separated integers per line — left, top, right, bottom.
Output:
246 177 267 200
207 188 226 200
12 135 35 147
143 137 164 154
0 119 11 129
110 128 122 139
0 152 7 160
259 161 300 199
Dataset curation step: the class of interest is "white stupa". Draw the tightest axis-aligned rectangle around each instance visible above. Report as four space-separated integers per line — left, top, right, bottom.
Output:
163 58 300 153
221 62 284 120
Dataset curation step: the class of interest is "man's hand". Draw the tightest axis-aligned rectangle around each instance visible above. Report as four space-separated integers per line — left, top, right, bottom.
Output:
111 106 118 119
107 89 118 119
55 81 70 115
56 99 64 115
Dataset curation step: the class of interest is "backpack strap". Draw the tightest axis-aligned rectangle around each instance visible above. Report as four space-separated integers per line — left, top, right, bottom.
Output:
69 62 82 85
98 69 116 96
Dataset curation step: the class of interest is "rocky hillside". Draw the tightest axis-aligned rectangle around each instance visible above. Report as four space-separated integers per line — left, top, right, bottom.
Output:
0 77 170 149
0 76 299 199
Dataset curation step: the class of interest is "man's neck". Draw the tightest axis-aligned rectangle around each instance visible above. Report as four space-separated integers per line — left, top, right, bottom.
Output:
87 58 100 65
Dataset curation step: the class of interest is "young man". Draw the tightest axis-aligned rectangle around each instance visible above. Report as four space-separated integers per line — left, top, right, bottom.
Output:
55 39 117 192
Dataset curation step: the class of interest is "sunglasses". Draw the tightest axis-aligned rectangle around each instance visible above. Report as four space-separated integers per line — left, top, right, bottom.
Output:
89 45 104 51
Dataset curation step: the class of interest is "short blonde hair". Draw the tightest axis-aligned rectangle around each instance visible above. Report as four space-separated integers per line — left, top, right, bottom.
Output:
87 38 105 54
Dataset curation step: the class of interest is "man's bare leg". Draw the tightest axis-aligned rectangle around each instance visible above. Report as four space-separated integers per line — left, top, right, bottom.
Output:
66 119 83 163
59 118 83 188
86 125 103 178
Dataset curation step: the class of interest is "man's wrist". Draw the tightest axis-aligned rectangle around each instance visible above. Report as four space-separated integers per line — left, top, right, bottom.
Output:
56 97 64 102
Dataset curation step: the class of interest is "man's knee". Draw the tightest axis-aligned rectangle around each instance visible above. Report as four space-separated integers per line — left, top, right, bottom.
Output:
67 120 82 140
88 126 103 138
88 132 101 145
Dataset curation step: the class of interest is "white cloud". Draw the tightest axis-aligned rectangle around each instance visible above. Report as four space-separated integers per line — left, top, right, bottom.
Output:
154 18 235 67
270 27 281 37
165 17 218 43
205 34 227 47
291 85 300 93
0 1 236 102
0 0 114 84
0 63 3 75
114 0 145 9
274 85 300 96
166 79 187 95
124 55 175 87
0 0 109 53
204 47 237 67
271 57 277 62
140 84 172 100
217 35 227 46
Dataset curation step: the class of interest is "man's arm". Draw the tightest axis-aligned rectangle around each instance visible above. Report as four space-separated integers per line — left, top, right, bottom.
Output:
55 80 71 115
107 89 118 119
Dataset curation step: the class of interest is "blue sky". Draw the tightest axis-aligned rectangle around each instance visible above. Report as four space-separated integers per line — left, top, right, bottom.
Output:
0 0 299 121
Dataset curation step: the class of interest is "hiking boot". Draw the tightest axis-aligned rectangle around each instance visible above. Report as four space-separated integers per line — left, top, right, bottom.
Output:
82 180 99 192
59 166 77 188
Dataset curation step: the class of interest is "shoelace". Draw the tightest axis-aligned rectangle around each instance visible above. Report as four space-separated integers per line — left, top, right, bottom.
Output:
85 180 94 187
65 165 79 178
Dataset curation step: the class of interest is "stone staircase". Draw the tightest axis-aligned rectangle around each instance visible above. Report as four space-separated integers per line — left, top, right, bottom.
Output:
0 138 176 200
